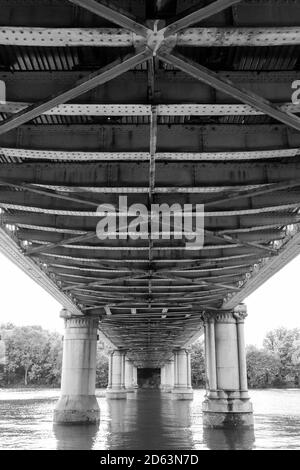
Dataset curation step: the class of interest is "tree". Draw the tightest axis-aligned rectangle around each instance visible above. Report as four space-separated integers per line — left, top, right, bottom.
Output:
0 322 15 330
2 326 63 386
40 332 63 385
263 327 300 379
246 345 281 388
5 326 52 385
190 340 206 388
96 345 109 388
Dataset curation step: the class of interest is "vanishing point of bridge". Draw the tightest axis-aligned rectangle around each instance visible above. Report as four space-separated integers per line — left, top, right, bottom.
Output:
1 0 300 429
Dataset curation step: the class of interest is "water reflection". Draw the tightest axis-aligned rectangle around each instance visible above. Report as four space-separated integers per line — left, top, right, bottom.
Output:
107 398 130 449
0 388 300 450
106 391 195 450
203 428 255 450
53 423 99 450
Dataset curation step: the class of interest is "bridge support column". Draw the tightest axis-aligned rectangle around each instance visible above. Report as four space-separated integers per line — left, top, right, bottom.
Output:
133 365 138 389
172 349 193 400
161 357 174 392
53 313 100 424
125 357 136 395
202 304 253 429
106 350 127 399
160 364 166 390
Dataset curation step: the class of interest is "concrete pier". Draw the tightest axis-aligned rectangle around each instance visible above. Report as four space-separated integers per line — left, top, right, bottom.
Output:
53 313 100 424
202 304 253 429
125 357 137 396
132 365 138 389
106 350 127 399
160 357 174 392
172 349 193 400
160 364 166 390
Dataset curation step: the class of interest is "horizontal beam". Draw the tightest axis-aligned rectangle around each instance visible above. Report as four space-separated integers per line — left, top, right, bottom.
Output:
2 148 299 162
1 27 300 47
18 227 283 244
1 186 300 210
0 28 135 47
24 242 265 253
1 71 298 104
0 183 278 195
1 160 300 186
0 124 299 153
1 102 299 116
4 212 299 232
30 253 261 268
1 201 299 217
35 252 256 267
62 284 235 292
177 27 300 47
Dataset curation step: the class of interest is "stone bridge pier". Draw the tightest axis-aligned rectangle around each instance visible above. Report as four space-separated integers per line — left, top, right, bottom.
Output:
160 357 174 393
53 304 253 429
202 304 253 429
106 350 138 399
53 312 100 424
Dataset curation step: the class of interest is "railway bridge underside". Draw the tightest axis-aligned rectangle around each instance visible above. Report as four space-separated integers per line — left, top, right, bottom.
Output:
1 0 300 428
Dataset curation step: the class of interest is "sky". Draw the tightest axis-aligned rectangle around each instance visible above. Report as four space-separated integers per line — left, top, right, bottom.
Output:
0 251 299 347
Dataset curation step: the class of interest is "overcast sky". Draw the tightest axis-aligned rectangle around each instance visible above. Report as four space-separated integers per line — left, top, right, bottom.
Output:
0 251 299 346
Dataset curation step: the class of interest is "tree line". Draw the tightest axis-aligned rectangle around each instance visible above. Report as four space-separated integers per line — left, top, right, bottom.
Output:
0 324 108 388
0 324 299 388
190 327 300 388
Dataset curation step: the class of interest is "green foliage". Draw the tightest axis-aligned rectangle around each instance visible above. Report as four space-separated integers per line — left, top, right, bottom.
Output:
247 327 300 388
246 345 281 388
263 327 300 376
190 339 206 388
96 344 109 388
0 324 109 388
2 325 63 386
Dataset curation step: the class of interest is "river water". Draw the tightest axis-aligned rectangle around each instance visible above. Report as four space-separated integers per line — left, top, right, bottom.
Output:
0 388 299 450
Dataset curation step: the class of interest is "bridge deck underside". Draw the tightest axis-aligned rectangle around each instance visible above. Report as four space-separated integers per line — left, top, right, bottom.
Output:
1 0 300 367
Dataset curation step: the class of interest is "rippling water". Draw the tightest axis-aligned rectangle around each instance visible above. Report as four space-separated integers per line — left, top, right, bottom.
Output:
0 388 299 450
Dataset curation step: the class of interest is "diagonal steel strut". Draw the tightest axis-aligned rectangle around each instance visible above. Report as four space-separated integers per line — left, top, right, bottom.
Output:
0 50 151 136
157 51 300 133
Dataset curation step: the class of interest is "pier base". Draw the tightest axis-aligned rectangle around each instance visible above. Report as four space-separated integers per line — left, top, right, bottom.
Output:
53 314 100 424
172 388 194 400
54 395 100 424
202 393 253 429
